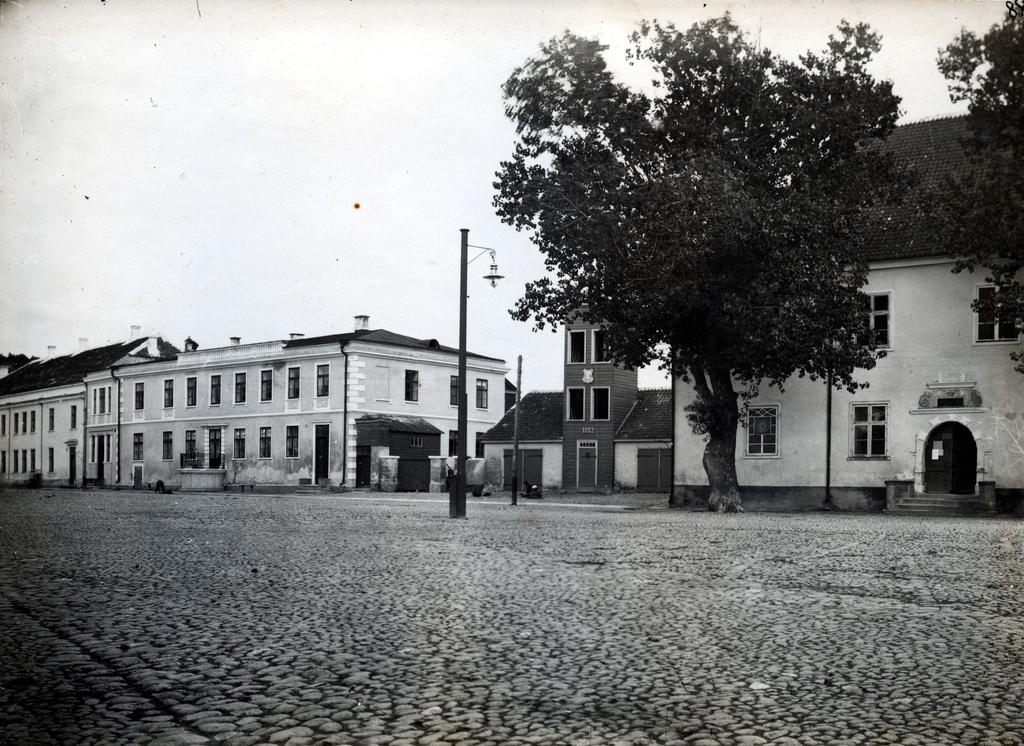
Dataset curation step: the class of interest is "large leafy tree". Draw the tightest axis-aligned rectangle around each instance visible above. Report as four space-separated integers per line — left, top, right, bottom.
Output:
494 15 909 510
936 11 1024 371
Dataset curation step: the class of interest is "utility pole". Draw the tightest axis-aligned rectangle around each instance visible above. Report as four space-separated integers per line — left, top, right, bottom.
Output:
451 228 469 519
511 355 522 505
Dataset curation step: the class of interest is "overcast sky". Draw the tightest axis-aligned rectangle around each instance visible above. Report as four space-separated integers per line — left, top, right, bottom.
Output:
0 0 1007 391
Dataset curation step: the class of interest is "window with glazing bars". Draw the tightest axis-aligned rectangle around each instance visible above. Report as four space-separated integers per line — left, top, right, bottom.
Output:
287 367 300 399
186 377 197 406
134 382 145 410
286 426 298 457
259 427 271 458
852 404 887 456
316 365 329 397
746 406 778 456
210 375 221 405
476 379 488 409
133 433 144 461
164 379 174 408
234 428 246 458
162 431 173 460
260 370 273 401
234 373 246 403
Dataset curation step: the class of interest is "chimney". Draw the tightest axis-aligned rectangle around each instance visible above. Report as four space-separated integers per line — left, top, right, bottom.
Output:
184 337 198 352
130 325 141 339
78 337 89 350
289 332 305 340
47 345 57 357
354 315 370 331
0 365 9 379
230 336 241 346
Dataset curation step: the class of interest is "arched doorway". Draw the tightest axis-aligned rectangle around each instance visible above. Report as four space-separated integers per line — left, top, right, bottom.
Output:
924 422 977 494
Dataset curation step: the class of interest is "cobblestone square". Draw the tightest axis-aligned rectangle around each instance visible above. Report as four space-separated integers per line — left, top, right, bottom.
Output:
0 490 1021 746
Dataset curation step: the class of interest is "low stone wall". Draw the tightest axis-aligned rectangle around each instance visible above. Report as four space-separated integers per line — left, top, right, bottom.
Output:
671 484 886 512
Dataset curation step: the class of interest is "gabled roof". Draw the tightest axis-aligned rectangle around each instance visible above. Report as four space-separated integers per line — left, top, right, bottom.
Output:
284 328 503 362
863 115 970 263
481 391 564 442
0 338 179 398
354 414 443 435
616 389 672 441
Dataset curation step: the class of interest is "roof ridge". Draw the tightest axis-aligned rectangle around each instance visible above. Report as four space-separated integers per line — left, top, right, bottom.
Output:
898 112 967 127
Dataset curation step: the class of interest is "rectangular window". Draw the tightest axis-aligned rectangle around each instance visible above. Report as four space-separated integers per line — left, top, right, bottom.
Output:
287 367 300 399
21 412 27 432
70 405 77 430
1 414 5 436
1 451 5 473
410 436 423 448
260 370 273 401
852 404 887 457
259 427 271 458
867 293 890 347
99 387 106 414
186 377 197 407
133 433 144 461
475 432 484 458
210 375 221 405
185 430 197 455
568 330 586 363
316 364 329 397
163 379 174 408
234 372 246 403
234 428 246 459
746 405 778 456
134 382 145 410
450 375 459 406
977 286 1019 342
93 388 98 414
476 379 488 409
13 449 19 473
592 388 610 420
286 425 298 458
13 413 18 435
449 430 459 457
593 329 607 362
30 410 35 433
90 437 95 463
48 407 54 431
405 370 419 402
162 431 173 460
567 388 585 421
30 449 35 471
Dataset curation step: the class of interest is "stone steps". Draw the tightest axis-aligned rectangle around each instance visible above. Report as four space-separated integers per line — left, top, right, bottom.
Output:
888 492 988 516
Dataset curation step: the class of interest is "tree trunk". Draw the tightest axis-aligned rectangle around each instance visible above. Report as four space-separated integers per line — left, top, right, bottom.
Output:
703 420 743 512
690 364 743 512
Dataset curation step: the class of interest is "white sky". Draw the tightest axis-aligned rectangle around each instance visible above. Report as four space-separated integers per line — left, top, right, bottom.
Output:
0 0 1007 391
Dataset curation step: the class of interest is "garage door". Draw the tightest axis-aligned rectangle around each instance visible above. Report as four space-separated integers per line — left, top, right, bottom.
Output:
637 448 672 492
503 449 543 490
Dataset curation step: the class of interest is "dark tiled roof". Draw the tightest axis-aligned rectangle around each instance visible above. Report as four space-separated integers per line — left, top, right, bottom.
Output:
616 389 672 441
481 391 564 442
284 328 503 362
0 338 179 397
354 414 442 435
862 115 970 262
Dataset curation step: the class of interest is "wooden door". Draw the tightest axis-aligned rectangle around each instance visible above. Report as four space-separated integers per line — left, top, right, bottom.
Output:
924 423 977 494
314 425 329 482
96 436 105 484
577 441 597 489
355 446 371 488
68 446 76 485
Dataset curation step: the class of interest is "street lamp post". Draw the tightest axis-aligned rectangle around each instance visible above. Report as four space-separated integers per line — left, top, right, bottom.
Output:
451 228 502 519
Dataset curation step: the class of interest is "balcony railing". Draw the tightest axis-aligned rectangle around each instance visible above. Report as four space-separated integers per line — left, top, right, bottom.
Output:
179 451 223 469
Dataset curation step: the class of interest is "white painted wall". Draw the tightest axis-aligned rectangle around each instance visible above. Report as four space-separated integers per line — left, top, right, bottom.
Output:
673 260 1024 491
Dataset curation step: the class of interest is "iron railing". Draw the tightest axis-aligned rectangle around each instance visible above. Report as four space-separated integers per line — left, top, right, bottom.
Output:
179 451 223 469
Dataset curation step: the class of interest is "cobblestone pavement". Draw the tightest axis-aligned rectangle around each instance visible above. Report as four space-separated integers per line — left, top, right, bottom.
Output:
0 489 1021 746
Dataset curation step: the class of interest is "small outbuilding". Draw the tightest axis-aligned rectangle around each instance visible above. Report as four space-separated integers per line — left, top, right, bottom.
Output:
355 414 442 491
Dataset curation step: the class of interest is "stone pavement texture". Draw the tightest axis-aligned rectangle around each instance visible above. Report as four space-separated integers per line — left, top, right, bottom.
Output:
0 489 1021 746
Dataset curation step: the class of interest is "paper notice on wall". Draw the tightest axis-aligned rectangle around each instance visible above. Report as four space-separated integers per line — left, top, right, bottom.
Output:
931 446 943 460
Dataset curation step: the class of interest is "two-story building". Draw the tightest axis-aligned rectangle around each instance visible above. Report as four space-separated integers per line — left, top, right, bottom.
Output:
0 335 178 487
89 316 509 491
670 115 1023 513
482 313 673 493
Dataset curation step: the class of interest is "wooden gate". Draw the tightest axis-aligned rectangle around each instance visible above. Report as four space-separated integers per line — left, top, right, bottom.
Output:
397 459 430 492
637 448 672 492
503 449 543 490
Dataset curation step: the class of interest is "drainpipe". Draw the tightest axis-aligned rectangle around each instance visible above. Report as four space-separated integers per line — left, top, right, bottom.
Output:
341 344 349 486
111 366 122 485
824 370 834 509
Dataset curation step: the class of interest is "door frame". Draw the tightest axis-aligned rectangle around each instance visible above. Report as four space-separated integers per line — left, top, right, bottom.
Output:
923 421 978 495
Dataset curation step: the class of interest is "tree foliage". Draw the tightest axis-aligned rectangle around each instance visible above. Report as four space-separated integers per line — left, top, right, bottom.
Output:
494 15 908 509
935 12 1024 371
